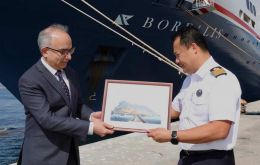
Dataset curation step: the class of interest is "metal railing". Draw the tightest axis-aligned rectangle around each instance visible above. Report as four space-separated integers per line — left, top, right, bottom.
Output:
193 0 214 9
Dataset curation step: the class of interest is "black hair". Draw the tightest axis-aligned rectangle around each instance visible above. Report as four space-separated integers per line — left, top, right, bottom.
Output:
172 26 209 51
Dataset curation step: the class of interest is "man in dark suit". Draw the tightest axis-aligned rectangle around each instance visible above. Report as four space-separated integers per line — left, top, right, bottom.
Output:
18 24 114 165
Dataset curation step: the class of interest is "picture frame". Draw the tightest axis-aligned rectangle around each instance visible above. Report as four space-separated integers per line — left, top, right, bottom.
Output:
101 79 173 132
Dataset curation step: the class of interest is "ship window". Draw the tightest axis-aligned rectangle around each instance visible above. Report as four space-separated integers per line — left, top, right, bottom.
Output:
251 20 255 28
253 5 256 16
233 35 237 39
239 10 243 17
241 38 244 41
224 33 229 37
249 2 253 13
243 13 250 23
246 0 249 10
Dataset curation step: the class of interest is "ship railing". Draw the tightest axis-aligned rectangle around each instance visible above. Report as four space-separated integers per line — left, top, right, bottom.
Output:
192 0 214 9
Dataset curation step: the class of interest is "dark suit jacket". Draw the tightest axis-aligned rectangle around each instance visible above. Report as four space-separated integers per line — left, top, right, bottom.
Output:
18 60 93 165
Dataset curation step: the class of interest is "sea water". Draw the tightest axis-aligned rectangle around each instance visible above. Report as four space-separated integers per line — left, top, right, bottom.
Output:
0 84 25 165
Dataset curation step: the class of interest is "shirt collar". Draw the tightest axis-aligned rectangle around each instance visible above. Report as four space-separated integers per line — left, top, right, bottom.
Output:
192 56 217 79
41 57 59 76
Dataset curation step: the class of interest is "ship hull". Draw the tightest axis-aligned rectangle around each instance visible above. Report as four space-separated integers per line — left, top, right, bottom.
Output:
0 0 259 110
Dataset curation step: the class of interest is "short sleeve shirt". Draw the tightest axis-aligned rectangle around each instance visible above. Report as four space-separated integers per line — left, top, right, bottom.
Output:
172 57 241 150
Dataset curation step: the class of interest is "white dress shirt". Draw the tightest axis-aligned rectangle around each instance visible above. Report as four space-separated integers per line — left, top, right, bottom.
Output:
173 57 241 150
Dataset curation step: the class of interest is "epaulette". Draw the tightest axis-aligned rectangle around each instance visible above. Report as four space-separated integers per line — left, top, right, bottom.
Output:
210 66 227 78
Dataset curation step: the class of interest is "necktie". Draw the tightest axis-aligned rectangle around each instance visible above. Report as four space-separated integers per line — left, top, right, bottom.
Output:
55 70 70 101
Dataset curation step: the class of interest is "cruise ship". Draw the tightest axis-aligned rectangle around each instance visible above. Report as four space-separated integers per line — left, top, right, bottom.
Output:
0 0 259 110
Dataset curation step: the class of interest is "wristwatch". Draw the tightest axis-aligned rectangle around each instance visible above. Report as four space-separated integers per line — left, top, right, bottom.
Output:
171 131 179 145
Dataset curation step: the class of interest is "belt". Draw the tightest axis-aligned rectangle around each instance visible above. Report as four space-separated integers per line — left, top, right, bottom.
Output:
181 149 233 156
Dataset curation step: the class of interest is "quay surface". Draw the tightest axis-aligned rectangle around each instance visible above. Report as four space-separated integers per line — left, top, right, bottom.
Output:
79 101 260 165
10 101 260 165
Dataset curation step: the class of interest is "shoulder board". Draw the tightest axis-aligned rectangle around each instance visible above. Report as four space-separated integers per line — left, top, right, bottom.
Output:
210 66 227 78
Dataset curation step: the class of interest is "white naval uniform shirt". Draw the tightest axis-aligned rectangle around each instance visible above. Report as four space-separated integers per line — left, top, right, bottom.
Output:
173 57 241 151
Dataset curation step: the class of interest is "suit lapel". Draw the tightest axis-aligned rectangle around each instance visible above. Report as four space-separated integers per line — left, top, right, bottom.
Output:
36 60 72 108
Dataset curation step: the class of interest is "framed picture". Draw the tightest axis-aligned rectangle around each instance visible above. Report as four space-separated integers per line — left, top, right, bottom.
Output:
101 79 173 132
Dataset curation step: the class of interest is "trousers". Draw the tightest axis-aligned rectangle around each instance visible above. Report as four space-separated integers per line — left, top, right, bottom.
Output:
178 149 235 165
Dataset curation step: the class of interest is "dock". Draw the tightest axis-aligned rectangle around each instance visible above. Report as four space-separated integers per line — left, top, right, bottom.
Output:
79 100 260 165
234 115 260 164
10 101 260 165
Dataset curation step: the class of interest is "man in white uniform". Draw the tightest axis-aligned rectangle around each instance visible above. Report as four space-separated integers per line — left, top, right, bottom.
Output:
148 26 241 165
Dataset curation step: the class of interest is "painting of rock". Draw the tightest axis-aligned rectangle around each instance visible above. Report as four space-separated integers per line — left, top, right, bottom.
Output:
110 101 161 124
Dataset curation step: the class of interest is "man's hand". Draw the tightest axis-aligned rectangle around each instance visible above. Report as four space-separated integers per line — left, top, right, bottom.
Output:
91 111 102 122
147 128 172 143
93 120 114 137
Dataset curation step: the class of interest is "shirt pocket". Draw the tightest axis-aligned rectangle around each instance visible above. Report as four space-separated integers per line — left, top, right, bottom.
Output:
191 92 209 117
191 93 206 104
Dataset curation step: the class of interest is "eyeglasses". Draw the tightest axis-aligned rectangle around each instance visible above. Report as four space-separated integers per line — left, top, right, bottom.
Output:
46 47 75 56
